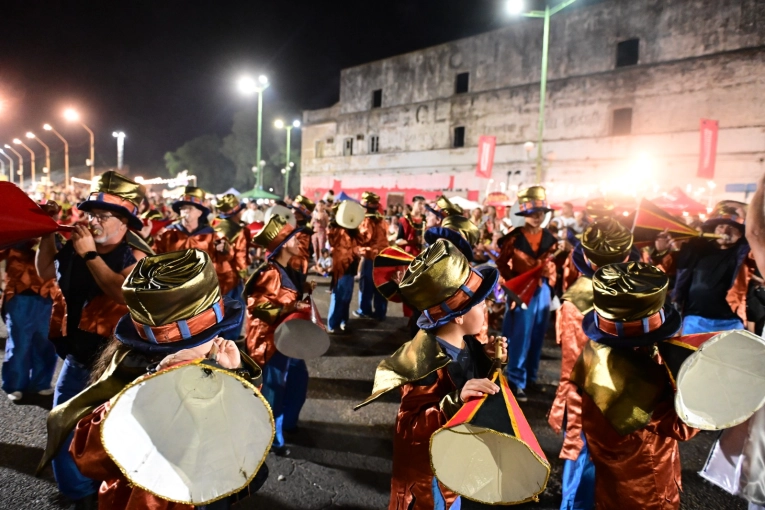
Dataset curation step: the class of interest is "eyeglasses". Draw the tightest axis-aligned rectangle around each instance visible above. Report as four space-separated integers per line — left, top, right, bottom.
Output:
87 213 116 223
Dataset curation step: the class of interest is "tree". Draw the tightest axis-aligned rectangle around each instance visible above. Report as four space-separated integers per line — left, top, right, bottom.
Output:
164 134 236 193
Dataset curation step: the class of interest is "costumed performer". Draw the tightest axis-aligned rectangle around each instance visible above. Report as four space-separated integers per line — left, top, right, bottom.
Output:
354 191 390 321
289 195 316 274
327 202 361 334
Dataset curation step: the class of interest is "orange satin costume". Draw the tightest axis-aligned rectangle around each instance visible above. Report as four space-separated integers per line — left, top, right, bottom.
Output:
243 262 299 366
153 224 233 266
0 245 56 306
581 390 699 510
496 227 557 287
327 225 360 284
358 215 390 260
398 214 424 256
213 219 251 296
71 401 194 510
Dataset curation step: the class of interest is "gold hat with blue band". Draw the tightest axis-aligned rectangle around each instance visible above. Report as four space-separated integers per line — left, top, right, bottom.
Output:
173 186 210 216
77 170 144 230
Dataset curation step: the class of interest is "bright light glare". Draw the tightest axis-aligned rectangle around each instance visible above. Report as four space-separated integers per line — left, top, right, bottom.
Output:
258 75 268 85
12 138 21 144
64 108 80 121
274 119 285 129
112 131 126 138
26 132 35 139
237 76 257 95
3 144 10 149
43 124 52 131
292 120 301 128
507 0 524 15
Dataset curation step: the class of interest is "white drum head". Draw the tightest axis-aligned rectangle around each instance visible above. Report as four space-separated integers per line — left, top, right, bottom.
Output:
336 201 365 229
102 363 274 505
675 329 765 430
275 319 330 360
264 205 296 227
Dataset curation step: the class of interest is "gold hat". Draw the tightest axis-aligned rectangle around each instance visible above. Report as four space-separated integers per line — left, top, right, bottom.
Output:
515 186 552 216
441 214 480 247
399 239 498 329
77 170 144 230
580 218 633 268
252 215 299 253
436 195 463 217
361 191 381 206
585 198 615 220
217 194 242 216
703 201 745 232
292 195 316 218
173 186 210 215
114 249 243 352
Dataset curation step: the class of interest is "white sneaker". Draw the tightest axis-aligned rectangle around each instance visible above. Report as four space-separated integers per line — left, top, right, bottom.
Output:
38 388 54 396
7 391 22 402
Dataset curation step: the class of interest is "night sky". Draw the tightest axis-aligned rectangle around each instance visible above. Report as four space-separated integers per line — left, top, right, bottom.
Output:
0 1 598 175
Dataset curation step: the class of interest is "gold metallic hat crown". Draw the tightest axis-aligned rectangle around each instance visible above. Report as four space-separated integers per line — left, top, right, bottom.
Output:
592 262 668 322
436 196 463 217
217 194 241 214
178 186 206 205
252 215 296 252
585 198 615 219
361 191 381 206
293 195 316 216
441 214 480 247
87 170 144 213
516 186 547 203
399 239 481 313
123 249 221 328
708 201 745 225
581 218 633 267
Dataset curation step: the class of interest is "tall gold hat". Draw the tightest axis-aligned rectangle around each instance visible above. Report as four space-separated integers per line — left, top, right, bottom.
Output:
436 195 463 217
217 194 243 218
291 195 316 219
702 201 745 233
514 186 553 216
173 186 210 216
251 214 302 255
114 249 244 353
582 262 681 347
77 170 144 230
399 239 498 330
361 191 381 208
423 215 479 261
580 218 633 268
585 198 615 220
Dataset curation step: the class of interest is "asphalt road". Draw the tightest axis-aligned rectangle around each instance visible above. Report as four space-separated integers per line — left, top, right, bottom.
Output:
0 276 748 509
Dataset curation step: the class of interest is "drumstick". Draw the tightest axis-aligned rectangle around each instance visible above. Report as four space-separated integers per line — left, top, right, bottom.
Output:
207 342 219 362
489 336 503 377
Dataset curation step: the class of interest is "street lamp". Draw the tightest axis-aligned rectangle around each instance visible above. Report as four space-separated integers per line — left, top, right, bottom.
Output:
508 0 577 183
14 138 36 185
64 108 95 180
4 144 23 188
112 131 126 170
27 132 51 184
238 74 270 190
0 149 13 185
44 123 70 187
274 119 300 197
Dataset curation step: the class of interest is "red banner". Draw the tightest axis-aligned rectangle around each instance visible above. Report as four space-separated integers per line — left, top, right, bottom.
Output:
476 135 496 179
698 119 718 179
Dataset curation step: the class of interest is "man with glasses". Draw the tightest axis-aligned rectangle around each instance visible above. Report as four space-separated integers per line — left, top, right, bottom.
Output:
36 171 150 510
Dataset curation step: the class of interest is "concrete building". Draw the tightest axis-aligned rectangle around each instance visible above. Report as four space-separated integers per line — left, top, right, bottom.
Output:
301 0 765 210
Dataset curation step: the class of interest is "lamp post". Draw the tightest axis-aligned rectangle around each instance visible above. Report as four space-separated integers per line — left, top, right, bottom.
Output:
64 108 95 180
4 144 23 188
14 138 36 185
237 75 270 190
112 131 126 170
274 119 300 197
44 123 69 187
0 149 13 184
507 0 577 183
27 132 51 184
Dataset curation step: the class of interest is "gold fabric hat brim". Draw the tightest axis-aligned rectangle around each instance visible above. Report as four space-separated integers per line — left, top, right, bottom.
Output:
581 218 633 267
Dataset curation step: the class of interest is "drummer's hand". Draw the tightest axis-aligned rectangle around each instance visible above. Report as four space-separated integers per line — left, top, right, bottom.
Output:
40 201 61 217
655 229 673 252
140 219 153 239
303 280 317 294
460 378 499 402
215 238 229 253
211 337 241 369
484 336 508 362
72 225 97 256
295 300 311 312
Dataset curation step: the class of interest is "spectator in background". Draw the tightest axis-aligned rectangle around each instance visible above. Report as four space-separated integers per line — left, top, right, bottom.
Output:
311 200 330 259
387 215 400 245
312 248 333 277
470 207 483 227
501 206 515 234
323 189 335 205
572 210 588 234
551 202 577 230
242 201 264 224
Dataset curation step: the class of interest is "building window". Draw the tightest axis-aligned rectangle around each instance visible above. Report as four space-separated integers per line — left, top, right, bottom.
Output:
343 137 354 156
455 72 470 94
611 108 633 135
453 126 466 148
369 135 379 153
372 89 382 108
616 39 639 67
315 141 324 159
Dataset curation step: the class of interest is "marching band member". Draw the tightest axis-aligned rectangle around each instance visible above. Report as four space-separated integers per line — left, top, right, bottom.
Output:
327 202 362 333
396 195 425 256
289 194 316 273
354 192 390 321
35 171 150 507
356 239 505 510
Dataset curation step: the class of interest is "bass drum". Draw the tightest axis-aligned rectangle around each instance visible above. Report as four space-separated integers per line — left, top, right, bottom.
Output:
264 205 296 227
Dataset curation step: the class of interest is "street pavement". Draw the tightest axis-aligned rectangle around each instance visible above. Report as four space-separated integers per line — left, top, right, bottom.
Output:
0 276 748 509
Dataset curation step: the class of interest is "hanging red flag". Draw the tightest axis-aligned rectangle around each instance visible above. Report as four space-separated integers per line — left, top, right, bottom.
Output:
476 135 496 179
698 119 718 179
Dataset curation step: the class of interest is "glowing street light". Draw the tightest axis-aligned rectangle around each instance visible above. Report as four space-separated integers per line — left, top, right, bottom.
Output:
237 74 270 190
44 123 70 187
0 149 12 184
4 144 23 188
14 138 36 185
27 132 51 183
274 119 301 198
506 0 525 14
64 108 95 180
112 131 126 170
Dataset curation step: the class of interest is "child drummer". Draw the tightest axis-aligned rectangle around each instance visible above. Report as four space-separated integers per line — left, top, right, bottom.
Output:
356 238 507 509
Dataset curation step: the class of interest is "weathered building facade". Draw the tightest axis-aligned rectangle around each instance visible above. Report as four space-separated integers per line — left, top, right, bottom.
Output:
301 0 765 208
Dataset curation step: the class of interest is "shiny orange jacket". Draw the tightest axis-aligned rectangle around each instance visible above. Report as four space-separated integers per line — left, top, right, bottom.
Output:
0 246 55 305
243 262 299 367
214 226 251 296
496 227 558 288
358 215 390 260
327 225 360 283
153 224 233 264
288 230 312 274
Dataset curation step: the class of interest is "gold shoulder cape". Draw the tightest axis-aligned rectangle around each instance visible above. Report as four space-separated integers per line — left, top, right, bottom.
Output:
355 330 450 410
561 276 594 315
126 231 156 256
215 218 243 241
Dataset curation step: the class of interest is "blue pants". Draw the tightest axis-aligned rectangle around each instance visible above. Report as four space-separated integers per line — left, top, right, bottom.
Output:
221 281 245 340
52 356 99 500
282 357 309 432
2 294 57 394
560 432 595 510
503 281 551 389
261 351 311 448
356 258 387 320
682 315 743 334
328 273 354 331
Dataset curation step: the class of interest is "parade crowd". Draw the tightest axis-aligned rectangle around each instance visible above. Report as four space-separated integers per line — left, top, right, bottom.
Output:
1 170 764 510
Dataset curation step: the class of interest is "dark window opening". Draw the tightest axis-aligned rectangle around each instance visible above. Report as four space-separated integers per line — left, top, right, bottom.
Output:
616 39 640 67
612 108 633 136
453 126 466 148
369 135 379 153
372 89 382 108
344 138 354 156
455 72 470 94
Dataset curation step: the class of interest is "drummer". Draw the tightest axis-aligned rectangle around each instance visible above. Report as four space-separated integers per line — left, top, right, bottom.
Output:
354 192 390 321
289 195 316 273
244 215 314 454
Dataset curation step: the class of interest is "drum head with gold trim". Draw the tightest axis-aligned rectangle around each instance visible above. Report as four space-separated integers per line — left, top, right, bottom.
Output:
101 362 274 505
